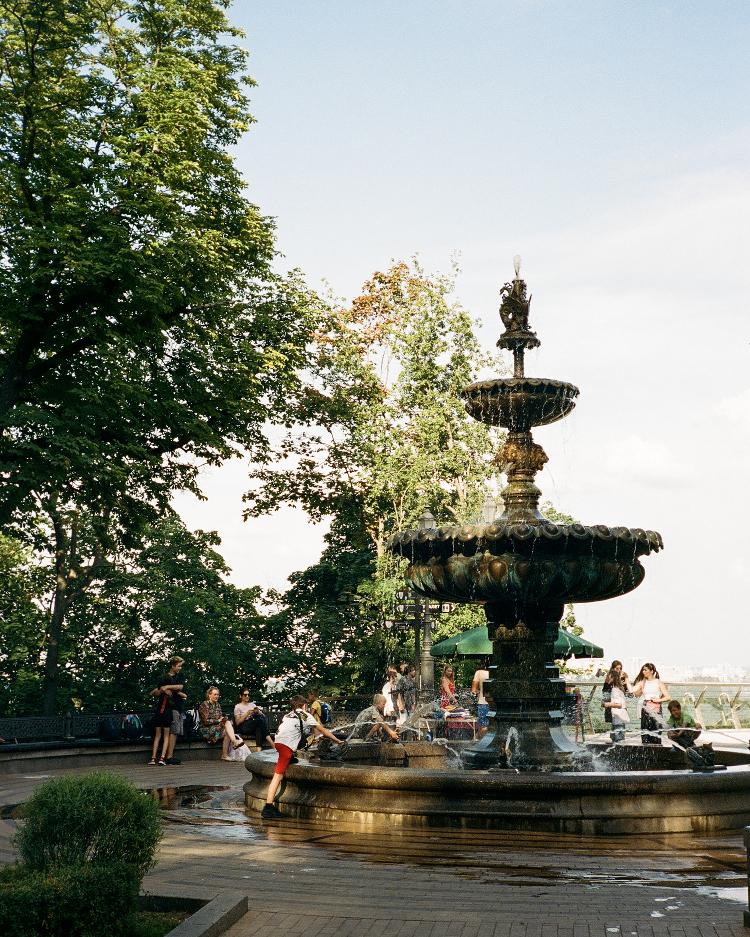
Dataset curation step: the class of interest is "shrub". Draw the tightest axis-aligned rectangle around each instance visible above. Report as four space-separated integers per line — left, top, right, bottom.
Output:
0 861 140 937
14 772 162 878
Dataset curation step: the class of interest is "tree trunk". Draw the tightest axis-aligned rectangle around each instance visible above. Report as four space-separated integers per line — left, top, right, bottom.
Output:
43 588 68 716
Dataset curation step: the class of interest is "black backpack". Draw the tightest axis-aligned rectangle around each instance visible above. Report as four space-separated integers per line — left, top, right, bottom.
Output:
121 714 143 740
98 716 123 742
319 701 332 725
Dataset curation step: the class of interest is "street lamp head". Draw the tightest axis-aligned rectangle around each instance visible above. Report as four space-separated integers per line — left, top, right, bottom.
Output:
418 507 437 530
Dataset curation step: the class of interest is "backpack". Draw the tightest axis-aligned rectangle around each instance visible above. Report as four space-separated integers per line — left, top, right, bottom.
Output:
121 714 143 740
294 711 312 750
98 716 123 742
319 701 332 725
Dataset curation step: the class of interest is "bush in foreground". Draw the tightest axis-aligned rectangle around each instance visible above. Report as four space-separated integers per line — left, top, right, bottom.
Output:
14 771 162 878
0 862 140 937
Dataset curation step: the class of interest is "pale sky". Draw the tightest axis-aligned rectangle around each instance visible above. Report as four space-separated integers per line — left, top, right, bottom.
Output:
173 1 750 668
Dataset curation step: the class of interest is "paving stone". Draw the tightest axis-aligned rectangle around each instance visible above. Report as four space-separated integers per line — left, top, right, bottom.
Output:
1 760 748 937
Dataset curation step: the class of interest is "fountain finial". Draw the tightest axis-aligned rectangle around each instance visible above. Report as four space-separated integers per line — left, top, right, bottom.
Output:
497 261 540 378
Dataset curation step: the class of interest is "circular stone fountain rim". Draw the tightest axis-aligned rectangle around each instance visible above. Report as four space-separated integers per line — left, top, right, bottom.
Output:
245 753 750 794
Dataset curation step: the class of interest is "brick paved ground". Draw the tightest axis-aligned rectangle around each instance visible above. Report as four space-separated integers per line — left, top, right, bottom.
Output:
1 761 749 937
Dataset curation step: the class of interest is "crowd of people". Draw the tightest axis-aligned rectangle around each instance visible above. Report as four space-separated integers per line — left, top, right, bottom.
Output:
145 653 703 821
601 659 701 747
145 657 488 771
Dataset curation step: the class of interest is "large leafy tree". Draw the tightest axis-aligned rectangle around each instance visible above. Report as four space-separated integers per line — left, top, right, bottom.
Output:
246 260 505 692
0 515 303 716
0 0 322 712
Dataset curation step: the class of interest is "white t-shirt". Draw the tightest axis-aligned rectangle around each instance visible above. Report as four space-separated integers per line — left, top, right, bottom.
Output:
274 708 319 750
610 686 630 726
382 681 395 716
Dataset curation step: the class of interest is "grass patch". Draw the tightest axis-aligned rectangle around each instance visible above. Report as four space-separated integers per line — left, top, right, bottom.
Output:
131 908 192 937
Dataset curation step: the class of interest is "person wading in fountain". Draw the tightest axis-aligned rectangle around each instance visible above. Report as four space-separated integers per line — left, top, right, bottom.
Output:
631 663 670 746
471 658 491 739
262 695 344 819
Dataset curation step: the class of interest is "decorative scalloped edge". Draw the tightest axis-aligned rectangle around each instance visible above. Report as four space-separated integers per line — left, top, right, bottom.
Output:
462 377 580 395
387 522 663 554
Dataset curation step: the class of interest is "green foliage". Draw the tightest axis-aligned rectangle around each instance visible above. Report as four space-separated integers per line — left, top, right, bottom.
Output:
0 861 140 937
15 772 161 878
0 515 302 712
246 260 505 690
247 259 503 545
0 533 49 713
0 1 327 712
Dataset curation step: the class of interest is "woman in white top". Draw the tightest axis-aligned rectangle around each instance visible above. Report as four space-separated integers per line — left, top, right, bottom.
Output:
602 668 629 742
630 663 670 746
382 669 398 719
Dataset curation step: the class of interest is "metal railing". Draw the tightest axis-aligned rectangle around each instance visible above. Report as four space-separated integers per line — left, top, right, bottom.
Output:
566 681 750 736
4 684 748 746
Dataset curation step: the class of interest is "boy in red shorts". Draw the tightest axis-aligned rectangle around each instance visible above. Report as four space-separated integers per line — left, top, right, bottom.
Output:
262 695 344 819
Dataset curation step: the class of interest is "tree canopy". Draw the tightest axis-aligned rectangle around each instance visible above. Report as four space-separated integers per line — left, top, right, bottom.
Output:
0 0 325 712
247 260 506 693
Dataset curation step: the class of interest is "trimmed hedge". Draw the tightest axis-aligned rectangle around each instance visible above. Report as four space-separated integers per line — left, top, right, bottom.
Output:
14 771 162 878
0 861 140 937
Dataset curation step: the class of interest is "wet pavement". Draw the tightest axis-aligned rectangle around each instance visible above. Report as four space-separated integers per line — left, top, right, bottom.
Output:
1 761 749 937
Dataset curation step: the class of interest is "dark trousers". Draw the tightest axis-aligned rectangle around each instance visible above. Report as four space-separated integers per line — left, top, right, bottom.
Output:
641 709 662 745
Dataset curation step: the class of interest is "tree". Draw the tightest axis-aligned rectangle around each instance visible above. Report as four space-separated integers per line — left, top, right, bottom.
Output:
0 1 324 712
0 532 50 715
246 260 505 691
0 515 307 715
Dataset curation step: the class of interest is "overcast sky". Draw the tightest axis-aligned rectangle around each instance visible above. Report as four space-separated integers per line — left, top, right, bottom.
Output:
173 1 750 668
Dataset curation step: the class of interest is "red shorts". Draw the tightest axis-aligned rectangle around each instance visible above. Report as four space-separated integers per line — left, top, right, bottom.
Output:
274 742 294 774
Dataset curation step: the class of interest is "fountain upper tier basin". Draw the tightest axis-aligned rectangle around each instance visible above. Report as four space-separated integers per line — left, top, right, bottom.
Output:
388 522 663 605
462 377 579 430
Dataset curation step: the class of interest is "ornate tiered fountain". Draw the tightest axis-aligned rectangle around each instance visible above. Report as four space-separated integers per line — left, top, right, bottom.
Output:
245 263 750 833
388 261 663 770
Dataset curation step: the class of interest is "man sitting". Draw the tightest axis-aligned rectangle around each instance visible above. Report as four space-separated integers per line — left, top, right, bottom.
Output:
666 700 701 748
349 694 400 742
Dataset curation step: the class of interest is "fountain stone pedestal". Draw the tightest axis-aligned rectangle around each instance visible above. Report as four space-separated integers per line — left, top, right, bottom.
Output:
464 602 585 770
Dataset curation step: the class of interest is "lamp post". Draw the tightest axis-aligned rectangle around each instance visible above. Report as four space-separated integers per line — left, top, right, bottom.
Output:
417 507 437 692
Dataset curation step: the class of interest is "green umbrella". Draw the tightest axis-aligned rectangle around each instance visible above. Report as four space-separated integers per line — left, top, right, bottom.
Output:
430 625 604 660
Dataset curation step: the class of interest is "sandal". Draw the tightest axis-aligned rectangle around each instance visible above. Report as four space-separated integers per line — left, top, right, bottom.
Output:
158 759 166 766
148 759 157 765
221 755 232 761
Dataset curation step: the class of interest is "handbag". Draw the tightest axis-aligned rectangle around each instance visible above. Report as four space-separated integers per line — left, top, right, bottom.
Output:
645 699 661 714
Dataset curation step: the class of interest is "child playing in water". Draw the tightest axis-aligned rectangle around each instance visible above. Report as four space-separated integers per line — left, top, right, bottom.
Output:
666 700 701 748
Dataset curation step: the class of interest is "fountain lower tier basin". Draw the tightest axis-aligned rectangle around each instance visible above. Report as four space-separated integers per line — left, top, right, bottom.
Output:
388 522 662 606
244 753 750 835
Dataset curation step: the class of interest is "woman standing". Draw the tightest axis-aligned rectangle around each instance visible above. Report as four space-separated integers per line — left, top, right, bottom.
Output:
631 663 670 746
381 668 398 719
601 659 623 727
440 665 457 709
602 668 630 742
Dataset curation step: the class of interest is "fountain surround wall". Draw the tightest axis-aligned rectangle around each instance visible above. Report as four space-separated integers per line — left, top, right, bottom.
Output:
387 268 663 770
